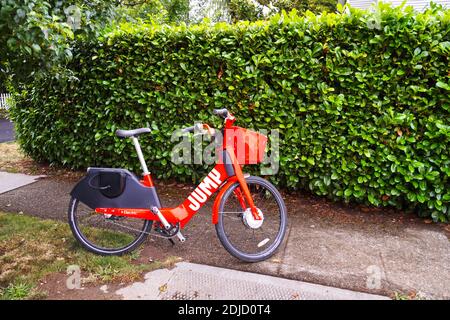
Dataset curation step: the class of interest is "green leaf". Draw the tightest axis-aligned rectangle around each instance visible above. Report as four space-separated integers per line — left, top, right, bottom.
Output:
387 155 397 162
31 44 41 53
436 81 450 91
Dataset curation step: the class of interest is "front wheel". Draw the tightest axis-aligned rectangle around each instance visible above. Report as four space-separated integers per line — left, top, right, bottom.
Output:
215 176 288 262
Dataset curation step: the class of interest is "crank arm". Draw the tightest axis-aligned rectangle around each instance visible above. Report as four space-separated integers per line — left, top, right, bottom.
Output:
176 231 186 243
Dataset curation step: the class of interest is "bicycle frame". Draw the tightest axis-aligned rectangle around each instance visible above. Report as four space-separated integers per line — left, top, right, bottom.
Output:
95 115 262 228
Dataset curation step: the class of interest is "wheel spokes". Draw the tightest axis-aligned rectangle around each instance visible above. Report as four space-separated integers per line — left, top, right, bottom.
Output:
220 181 284 256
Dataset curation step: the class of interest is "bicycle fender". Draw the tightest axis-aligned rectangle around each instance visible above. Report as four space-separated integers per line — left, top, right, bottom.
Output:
212 176 239 224
70 167 161 210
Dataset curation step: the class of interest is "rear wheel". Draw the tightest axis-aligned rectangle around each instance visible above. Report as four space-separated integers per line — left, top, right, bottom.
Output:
68 197 152 255
215 176 287 262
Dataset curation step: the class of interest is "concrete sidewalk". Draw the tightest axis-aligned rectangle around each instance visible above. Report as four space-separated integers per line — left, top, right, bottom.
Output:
115 262 389 300
0 171 44 194
0 173 449 299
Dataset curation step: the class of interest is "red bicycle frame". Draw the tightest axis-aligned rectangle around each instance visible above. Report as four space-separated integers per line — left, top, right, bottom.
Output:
95 112 262 228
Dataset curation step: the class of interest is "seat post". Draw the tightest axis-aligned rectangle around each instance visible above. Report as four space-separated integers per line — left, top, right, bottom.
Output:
131 136 150 175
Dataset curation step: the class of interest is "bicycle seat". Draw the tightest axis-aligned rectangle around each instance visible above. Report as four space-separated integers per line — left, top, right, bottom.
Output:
115 128 151 138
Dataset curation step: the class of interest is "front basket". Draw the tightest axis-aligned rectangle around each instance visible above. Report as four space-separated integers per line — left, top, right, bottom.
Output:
224 126 268 164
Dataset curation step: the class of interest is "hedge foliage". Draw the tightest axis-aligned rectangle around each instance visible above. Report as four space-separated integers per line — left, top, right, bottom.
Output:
10 4 450 221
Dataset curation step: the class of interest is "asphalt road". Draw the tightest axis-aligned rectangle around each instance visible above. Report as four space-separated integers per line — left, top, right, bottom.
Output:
0 119 14 143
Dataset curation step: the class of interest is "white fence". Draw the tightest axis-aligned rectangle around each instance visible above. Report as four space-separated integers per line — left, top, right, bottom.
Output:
0 93 12 110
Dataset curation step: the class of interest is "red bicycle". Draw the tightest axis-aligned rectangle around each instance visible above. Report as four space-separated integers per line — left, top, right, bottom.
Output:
68 109 287 262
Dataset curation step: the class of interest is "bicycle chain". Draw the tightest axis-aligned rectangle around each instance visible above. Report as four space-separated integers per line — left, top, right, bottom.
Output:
106 219 180 240
104 212 244 238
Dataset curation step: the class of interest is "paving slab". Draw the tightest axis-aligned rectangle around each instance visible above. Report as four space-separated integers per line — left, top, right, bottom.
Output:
279 214 450 299
115 262 389 300
0 171 45 194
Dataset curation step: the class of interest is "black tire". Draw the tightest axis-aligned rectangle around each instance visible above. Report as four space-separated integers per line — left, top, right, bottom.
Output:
68 197 152 255
215 176 288 262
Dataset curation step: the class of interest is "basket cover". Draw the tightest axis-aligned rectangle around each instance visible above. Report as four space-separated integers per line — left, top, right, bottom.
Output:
224 126 267 164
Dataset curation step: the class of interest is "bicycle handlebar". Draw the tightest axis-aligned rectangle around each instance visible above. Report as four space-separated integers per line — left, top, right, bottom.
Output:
182 126 196 133
182 123 217 137
182 109 231 134
213 108 229 119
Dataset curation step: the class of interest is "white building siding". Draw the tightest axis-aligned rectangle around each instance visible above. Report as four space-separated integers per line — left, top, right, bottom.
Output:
348 0 378 9
347 0 450 10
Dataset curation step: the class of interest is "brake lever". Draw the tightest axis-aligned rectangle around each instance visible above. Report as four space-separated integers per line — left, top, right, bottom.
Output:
193 123 207 137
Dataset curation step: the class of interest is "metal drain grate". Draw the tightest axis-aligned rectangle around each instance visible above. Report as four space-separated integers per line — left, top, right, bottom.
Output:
115 262 388 300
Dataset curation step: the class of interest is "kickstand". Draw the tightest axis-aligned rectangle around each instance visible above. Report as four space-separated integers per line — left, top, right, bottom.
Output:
168 238 175 246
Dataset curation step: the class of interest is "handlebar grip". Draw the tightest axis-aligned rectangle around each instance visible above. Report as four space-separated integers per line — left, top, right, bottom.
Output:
213 108 229 119
182 126 195 133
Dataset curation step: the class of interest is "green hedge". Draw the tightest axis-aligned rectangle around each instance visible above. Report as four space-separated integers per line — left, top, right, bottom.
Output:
10 5 450 221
